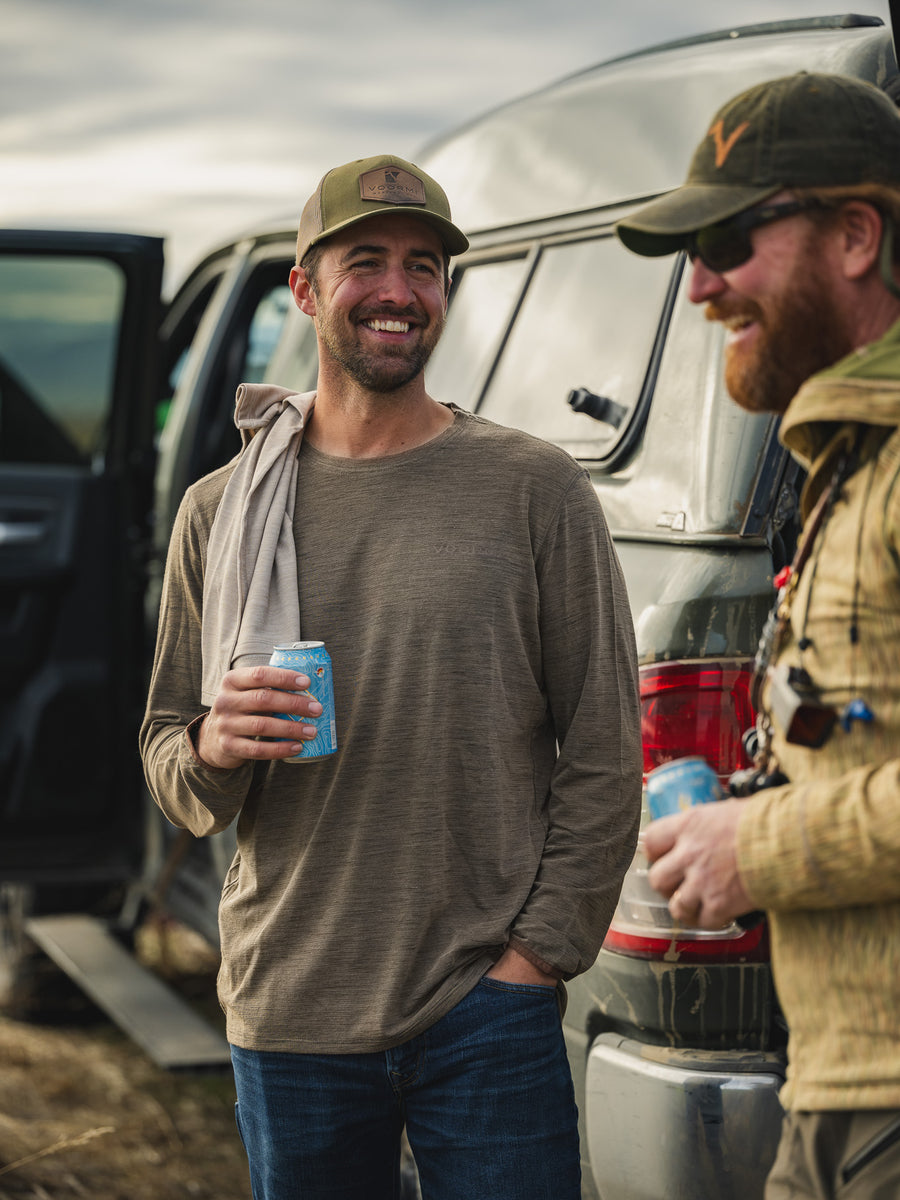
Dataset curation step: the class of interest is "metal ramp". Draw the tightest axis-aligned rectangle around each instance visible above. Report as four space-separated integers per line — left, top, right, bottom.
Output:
25 913 232 1071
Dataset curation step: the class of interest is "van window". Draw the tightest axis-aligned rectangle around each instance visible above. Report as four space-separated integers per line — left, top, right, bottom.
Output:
426 258 531 409
440 237 673 460
0 255 125 466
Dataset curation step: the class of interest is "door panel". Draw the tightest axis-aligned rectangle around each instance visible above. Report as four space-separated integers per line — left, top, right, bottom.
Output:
0 231 163 881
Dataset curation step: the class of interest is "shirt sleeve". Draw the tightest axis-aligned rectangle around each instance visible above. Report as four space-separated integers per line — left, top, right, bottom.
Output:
139 488 256 837
508 468 643 978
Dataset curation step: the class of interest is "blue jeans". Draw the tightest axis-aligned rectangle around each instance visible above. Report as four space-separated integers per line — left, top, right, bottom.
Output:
230 976 581 1199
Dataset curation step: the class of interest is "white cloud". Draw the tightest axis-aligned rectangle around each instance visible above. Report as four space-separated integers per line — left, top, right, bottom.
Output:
0 0 892 288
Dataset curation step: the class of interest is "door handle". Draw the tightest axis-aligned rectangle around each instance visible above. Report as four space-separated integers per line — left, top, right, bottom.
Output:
0 519 46 546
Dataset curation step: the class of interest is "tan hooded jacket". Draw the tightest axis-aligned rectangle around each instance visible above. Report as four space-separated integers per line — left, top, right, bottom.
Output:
736 318 900 1111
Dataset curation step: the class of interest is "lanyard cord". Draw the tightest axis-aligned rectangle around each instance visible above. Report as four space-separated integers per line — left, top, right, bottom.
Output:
796 449 857 655
750 448 856 713
797 438 879 669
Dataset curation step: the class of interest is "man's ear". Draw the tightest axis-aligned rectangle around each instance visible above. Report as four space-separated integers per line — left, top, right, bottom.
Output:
838 201 884 282
290 265 316 317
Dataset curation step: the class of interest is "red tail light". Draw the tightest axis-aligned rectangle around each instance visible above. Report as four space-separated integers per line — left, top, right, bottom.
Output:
604 658 767 964
640 659 755 784
603 924 768 962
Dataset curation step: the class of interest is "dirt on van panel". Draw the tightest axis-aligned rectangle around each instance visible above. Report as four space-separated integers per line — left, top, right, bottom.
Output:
0 918 252 1200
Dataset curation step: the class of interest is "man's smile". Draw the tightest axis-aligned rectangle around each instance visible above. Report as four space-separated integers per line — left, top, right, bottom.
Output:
723 313 755 333
362 318 412 334
706 301 762 349
723 314 759 351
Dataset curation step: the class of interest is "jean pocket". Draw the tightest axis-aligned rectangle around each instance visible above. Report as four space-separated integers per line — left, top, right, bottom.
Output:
478 976 558 998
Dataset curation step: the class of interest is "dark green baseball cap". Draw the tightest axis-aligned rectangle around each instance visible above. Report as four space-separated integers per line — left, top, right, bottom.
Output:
616 72 900 257
296 153 469 263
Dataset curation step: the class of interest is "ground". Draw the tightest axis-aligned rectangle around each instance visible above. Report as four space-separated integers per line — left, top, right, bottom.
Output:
0 918 252 1200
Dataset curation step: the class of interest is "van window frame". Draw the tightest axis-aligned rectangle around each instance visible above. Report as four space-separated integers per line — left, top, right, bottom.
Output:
441 221 685 471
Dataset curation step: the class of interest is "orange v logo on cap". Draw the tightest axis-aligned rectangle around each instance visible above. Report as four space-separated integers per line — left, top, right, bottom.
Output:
708 119 750 168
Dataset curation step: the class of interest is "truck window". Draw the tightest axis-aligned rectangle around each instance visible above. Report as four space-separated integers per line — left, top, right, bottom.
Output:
0 256 125 466
184 263 296 485
243 282 293 382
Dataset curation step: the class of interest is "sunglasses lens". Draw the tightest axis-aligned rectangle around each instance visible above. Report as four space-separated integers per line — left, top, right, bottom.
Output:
687 201 813 273
691 225 753 273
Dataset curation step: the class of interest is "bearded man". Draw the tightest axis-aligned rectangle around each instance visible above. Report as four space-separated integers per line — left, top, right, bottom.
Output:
616 72 900 1200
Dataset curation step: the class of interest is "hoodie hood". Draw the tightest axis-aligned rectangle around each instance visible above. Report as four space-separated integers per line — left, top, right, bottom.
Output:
780 317 900 515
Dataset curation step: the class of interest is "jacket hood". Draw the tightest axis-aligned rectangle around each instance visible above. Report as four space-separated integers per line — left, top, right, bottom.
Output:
779 317 900 516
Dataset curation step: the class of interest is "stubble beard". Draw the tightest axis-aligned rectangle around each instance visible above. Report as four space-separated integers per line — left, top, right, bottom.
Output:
711 255 855 416
317 304 445 394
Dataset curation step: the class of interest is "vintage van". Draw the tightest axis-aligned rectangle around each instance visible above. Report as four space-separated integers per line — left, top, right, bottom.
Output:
1 13 897 1199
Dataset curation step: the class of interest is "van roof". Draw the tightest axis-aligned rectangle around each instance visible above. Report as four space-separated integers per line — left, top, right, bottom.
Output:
417 17 895 237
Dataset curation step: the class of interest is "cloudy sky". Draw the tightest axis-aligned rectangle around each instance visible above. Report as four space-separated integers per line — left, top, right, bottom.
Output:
2 0 893 290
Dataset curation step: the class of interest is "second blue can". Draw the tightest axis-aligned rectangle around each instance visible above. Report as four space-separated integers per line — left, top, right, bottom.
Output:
269 641 337 762
646 756 723 820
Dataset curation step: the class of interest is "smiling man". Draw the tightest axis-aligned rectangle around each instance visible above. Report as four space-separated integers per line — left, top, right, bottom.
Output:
295 211 449 402
617 74 900 1199
141 154 642 1199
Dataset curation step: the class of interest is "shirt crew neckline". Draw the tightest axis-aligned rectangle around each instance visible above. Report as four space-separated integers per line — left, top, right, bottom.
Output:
299 406 468 471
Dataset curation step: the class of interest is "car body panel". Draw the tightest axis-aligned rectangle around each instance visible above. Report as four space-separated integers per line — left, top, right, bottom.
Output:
584 1035 784 1200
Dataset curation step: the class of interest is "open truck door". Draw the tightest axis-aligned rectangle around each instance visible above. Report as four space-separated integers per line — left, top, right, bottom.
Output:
0 230 231 1069
0 231 162 885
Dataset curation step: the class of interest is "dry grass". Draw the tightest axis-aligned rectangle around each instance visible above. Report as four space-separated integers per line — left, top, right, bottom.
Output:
0 918 251 1200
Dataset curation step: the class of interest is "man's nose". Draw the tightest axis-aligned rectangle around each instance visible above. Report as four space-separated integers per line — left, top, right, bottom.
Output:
376 263 416 305
687 258 726 305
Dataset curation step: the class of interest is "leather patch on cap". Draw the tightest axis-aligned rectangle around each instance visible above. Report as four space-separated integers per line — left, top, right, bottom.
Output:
359 166 426 205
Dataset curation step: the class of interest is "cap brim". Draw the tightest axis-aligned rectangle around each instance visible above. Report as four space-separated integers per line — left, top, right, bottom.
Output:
308 207 469 258
615 183 782 257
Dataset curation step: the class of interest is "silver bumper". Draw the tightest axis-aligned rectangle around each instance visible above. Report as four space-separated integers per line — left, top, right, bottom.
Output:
585 1032 785 1200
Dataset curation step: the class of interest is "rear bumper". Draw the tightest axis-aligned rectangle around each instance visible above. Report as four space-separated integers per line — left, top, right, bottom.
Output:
584 1032 786 1200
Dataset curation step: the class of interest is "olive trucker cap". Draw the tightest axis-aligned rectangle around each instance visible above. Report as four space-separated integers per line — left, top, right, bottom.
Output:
296 154 469 263
616 72 900 257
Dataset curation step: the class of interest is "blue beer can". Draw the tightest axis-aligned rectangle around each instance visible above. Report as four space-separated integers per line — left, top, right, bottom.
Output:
646 756 723 820
269 641 337 762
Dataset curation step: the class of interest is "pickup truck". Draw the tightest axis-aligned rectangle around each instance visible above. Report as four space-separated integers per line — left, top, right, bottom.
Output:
1 12 897 1198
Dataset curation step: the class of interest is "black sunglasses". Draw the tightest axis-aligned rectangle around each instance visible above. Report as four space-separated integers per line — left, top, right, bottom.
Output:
686 199 823 273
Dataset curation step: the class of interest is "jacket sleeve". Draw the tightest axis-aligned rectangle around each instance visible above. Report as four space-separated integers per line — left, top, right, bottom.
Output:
508 469 643 978
139 488 256 837
737 763 900 910
737 440 900 911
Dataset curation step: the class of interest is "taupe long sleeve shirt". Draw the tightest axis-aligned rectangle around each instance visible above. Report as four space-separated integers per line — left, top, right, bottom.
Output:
141 409 642 1053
